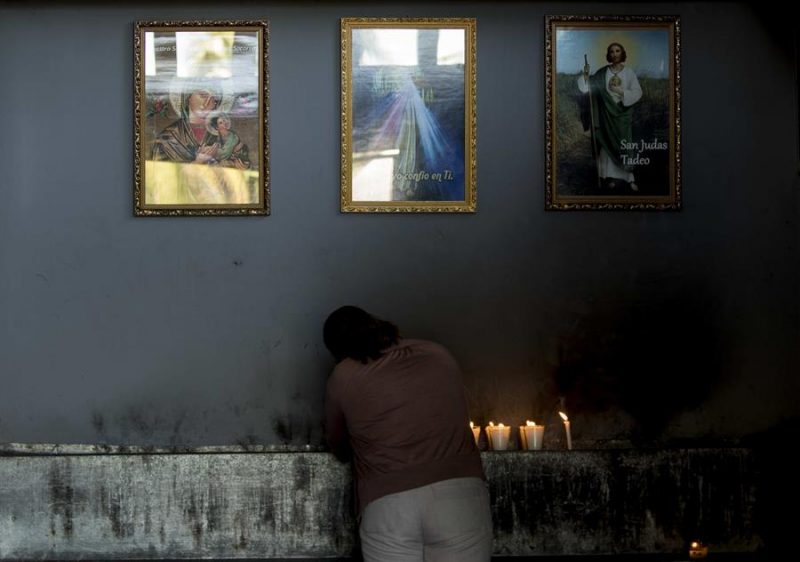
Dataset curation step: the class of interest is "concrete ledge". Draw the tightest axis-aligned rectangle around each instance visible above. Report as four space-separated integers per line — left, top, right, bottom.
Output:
487 449 760 556
0 443 327 455
0 447 761 560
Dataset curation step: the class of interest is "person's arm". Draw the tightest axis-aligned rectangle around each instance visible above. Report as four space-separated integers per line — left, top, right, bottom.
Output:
324 376 352 462
577 71 590 93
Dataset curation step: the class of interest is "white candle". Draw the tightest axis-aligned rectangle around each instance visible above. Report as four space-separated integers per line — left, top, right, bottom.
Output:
485 422 496 450
520 420 545 450
494 423 510 450
558 411 572 450
469 421 481 446
485 421 510 451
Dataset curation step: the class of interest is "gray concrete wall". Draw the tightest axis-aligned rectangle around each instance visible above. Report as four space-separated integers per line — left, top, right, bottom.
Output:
0 449 355 560
0 1 797 450
0 448 761 559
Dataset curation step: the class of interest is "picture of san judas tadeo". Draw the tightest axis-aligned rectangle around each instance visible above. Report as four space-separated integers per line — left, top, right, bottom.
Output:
546 16 680 210
135 21 269 216
341 18 476 212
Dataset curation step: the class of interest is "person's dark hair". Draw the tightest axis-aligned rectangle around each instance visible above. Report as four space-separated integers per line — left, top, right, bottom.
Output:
323 306 399 363
606 42 627 63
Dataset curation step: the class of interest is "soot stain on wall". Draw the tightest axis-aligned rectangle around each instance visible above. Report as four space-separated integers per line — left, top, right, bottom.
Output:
257 486 276 533
183 490 206 548
90 407 193 447
48 462 75 539
206 481 225 533
553 284 723 444
99 484 135 539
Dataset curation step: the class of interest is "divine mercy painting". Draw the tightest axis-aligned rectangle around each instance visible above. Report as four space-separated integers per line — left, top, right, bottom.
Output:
341 18 476 212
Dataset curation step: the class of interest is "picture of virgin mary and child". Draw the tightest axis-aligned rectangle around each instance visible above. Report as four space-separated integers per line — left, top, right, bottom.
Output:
146 78 256 205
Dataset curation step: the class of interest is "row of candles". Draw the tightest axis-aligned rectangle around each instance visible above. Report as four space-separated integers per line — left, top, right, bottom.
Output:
470 411 572 451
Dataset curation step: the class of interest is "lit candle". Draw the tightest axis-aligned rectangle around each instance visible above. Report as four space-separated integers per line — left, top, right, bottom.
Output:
486 422 511 451
558 411 572 450
485 422 496 450
485 421 510 451
469 421 481 446
520 420 545 450
689 541 708 559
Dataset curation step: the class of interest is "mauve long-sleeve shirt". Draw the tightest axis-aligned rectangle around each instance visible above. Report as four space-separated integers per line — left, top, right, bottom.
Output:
325 339 484 513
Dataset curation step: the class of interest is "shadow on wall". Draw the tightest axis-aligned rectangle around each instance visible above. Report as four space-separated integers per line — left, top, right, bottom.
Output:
553 283 721 446
746 417 800 560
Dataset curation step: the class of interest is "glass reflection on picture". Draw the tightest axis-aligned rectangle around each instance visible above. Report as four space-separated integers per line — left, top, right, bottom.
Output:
342 19 476 212
135 21 269 216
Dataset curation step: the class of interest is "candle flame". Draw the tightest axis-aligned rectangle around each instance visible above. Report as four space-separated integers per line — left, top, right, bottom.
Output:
470 421 474 429
526 420 536 426
498 423 505 428
691 542 699 548
489 421 495 427
558 411 569 421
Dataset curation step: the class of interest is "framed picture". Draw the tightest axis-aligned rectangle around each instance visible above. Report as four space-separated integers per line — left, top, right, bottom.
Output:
545 15 681 210
134 20 269 216
341 18 477 213
796 30 800 173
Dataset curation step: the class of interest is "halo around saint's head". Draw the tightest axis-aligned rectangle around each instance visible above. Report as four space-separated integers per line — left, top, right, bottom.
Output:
168 77 233 118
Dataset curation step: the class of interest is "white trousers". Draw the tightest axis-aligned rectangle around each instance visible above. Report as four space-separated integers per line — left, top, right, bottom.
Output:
359 477 493 562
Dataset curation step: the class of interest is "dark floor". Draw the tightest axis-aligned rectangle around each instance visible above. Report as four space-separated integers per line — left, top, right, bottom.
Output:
47 553 764 562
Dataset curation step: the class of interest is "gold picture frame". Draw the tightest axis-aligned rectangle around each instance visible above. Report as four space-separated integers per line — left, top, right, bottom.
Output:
341 17 477 213
545 15 681 210
134 20 269 216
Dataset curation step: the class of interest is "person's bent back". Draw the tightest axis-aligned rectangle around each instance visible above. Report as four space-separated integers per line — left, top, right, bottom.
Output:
323 306 492 562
